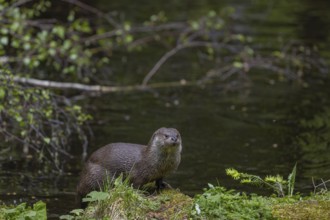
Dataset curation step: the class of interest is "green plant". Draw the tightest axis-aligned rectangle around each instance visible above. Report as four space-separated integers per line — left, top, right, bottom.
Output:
0 201 47 220
59 209 84 220
226 164 297 197
1 0 326 85
60 175 159 220
192 184 275 220
0 0 109 81
287 163 297 196
0 70 91 170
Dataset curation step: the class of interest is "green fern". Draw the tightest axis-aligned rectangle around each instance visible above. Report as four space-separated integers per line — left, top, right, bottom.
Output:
226 164 297 197
287 163 297 196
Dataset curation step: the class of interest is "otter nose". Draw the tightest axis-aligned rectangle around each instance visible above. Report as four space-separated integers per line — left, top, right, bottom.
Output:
171 136 178 142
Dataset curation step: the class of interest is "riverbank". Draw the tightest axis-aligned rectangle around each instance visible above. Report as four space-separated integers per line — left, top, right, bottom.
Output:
1 181 329 220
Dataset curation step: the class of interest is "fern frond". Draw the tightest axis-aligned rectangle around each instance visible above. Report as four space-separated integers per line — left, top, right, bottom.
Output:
288 163 297 196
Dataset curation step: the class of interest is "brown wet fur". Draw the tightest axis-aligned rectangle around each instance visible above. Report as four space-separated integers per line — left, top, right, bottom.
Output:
76 127 182 208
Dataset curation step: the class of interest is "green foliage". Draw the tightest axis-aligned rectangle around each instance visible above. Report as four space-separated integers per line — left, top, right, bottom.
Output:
0 70 91 170
293 107 330 169
59 209 84 220
61 175 160 220
192 184 275 219
287 163 297 196
0 0 325 85
0 0 108 81
226 165 298 197
82 191 109 203
0 201 47 220
192 183 330 220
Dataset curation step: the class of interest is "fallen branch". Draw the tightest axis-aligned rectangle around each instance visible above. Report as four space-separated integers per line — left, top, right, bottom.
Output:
13 76 192 93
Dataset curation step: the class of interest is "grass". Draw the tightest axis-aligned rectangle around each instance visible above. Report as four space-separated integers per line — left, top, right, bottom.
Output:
60 175 192 220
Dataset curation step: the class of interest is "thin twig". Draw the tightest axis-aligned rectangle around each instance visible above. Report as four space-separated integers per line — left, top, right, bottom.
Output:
312 177 316 194
10 0 33 8
84 22 185 43
61 0 119 28
1 130 39 153
313 178 330 193
142 41 224 86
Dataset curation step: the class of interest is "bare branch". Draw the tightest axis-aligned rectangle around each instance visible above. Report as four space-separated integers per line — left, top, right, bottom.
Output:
84 22 185 43
12 76 193 93
142 41 224 86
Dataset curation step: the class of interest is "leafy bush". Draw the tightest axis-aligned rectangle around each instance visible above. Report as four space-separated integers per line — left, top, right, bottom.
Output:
0 71 91 170
0 0 108 81
0 201 47 220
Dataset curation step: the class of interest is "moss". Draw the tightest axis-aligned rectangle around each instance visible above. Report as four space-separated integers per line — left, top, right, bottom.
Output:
146 189 193 219
272 196 330 220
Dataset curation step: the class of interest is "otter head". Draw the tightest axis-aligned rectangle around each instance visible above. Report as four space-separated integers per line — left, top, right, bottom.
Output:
148 127 182 153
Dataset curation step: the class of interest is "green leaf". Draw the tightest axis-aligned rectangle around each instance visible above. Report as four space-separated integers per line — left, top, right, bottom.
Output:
59 215 74 220
53 26 65 38
0 88 5 99
69 53 78 60
23 210 37 217
23 57 31 65
190 21 199 30
70 208 84 216
83 191 109 202
67 11 75 22
208 10 216 17
287 163 297 196
234 34 245 42
233 61 243 69
43 137 51 144
0 36 8 45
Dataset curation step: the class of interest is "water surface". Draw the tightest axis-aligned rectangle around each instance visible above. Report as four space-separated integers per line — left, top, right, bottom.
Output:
1 0 330 217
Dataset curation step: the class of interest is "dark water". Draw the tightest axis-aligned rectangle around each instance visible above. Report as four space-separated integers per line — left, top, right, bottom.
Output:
1 0 330 218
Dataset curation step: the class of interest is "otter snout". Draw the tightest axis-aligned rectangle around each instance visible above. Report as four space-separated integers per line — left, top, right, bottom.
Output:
170 136 177 142
166 134 180 146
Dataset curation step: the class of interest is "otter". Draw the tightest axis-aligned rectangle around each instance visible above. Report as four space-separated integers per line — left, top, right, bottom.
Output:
76 127 182 207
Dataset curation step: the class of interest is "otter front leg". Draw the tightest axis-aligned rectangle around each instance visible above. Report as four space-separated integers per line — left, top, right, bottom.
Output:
155 178 172 191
